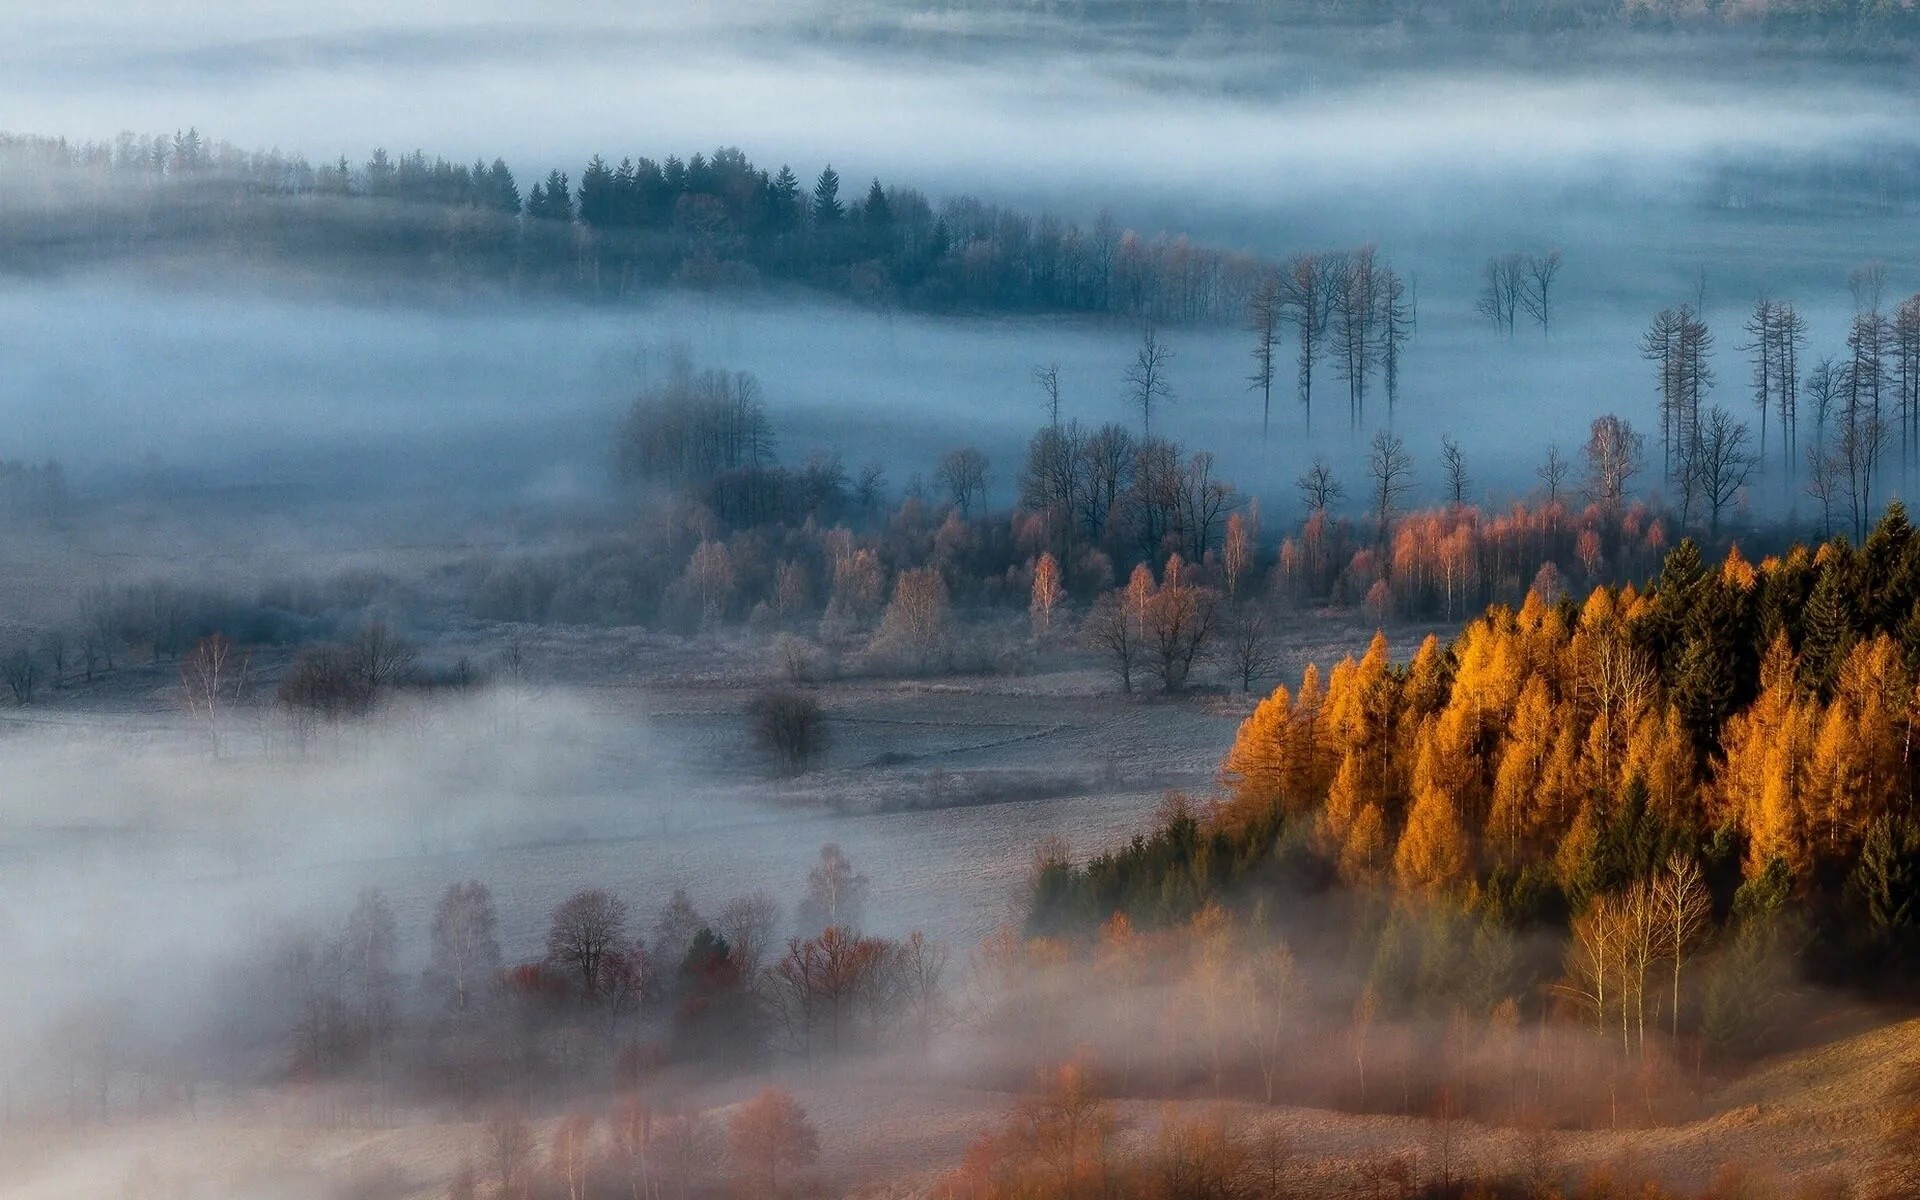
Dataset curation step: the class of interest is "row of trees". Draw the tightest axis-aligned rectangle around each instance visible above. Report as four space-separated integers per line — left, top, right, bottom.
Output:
264 843 949 1098
1245 248 1415 436
1636 268 1920 544
0 132 1272 322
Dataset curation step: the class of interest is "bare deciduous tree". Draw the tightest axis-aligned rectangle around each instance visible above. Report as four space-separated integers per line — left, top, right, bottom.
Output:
1033 361 1062 428
180 632 243 756
1225 605 1281 693
1030 552 1065 638
934 446 989 518
1519 249 1562 335
1583 414 1644 514
1477 253 1524 334
1295 459 1344 515
750 688 827 773
1124 323 1174 438
2 641 39 706
1652 854 1712 1041
350 620 415 693
1247 277 1282 438
1537 444 1569 504
717 891 782 979
873 566 951 673
1695 404 1757 536
427 880 501 1015
1366 429 1414 545
1084 591 1140 694
798 843 870 935
547 888 630 994
1440 434 1470 506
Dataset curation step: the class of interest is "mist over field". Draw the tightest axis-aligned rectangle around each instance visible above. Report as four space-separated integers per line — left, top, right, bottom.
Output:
7 2 1920 1198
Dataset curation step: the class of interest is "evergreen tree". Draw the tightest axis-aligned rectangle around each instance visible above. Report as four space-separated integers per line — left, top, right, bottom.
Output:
1848 814 1920 978
576 155 616 229
810 166 843 224
1799 561 1855 695
486 158 520 213
768 165 802 230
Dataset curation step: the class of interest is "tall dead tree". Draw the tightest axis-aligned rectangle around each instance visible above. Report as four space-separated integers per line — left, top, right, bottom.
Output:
1281 253 1337 432
1247 276 1282 439
1896 295 1920 480
1440 434 1469 506
1333 247 1379 431
1741 298 1777 468
1377 267 1414 418
1775 301 1806 478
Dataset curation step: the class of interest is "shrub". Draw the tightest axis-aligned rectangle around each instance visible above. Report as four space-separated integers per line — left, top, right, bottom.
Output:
749 688 827 774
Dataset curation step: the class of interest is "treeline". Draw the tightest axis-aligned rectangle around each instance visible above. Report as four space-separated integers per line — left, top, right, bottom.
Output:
937 0 1920 40
0 130 1269 322
46 844 942 1125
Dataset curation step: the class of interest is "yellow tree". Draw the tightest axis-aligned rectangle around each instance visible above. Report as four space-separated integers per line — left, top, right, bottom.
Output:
1395 727 1471 896
1339 801 1391 886
1220 684 1300 819
1029 552 1065 638
1488 674 1557 856
1621 705 1695 830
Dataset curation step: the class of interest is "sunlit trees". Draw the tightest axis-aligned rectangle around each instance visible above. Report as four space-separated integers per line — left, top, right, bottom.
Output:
873 566 952 673
1030 551 1065 637
1141 558 1222 693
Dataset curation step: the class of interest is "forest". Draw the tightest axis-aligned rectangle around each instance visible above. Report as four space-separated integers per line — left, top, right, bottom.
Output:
0 130 1270 322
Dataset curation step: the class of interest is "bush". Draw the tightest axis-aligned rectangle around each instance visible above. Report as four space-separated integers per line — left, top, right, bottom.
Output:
749 688 827 774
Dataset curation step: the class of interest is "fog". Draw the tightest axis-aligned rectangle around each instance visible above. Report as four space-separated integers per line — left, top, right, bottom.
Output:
2 3 1918 1196
0 264 1888 524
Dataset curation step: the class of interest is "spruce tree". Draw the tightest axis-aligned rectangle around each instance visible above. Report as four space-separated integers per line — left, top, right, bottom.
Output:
810 166 843 224
1799 562 1854 695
